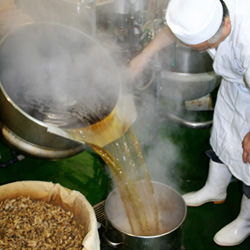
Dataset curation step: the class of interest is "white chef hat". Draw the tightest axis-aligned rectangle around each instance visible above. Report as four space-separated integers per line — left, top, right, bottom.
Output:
166 0 223 45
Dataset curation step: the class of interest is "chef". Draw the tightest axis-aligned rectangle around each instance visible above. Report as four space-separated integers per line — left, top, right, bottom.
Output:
129 0 250 246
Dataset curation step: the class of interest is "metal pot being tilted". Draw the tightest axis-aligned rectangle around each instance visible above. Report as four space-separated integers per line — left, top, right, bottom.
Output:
0 23 131 159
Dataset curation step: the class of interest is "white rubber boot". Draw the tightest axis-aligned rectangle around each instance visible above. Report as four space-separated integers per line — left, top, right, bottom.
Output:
182 160 232 206
214 194 250 246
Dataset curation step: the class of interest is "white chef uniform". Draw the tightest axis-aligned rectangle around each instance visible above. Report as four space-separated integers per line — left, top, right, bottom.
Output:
209 0 250 185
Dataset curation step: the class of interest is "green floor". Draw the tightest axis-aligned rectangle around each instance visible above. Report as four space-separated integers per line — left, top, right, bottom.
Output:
0 116 250 249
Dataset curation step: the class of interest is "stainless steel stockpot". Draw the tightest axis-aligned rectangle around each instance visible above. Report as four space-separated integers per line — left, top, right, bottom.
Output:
0 23 120 159
104 181 187 250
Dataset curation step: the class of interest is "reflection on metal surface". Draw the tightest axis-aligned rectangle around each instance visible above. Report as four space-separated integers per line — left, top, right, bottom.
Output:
166 112 213 129
1 126 85 159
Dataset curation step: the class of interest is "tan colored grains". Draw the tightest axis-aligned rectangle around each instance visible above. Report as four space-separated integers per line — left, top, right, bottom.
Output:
0 196 85 249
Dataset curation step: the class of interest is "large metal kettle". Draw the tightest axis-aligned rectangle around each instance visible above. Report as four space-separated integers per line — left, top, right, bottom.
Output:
0 23 135 159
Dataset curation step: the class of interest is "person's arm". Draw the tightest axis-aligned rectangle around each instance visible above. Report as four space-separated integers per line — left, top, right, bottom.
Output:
242 132 250 163
0 1 33 38
128 25 176 79
242 67 250 163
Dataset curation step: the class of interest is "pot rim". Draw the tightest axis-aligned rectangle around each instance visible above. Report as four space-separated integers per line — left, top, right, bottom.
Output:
0 22 121 130
104 181 187 238
0 82 48 128
161 70 217 78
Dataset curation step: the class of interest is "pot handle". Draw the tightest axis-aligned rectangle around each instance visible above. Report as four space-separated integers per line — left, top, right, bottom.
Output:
167 112 213 129
135 70 155 91
102 232 123 248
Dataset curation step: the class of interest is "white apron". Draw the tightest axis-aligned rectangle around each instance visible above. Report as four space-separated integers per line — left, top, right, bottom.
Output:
209 0 250 185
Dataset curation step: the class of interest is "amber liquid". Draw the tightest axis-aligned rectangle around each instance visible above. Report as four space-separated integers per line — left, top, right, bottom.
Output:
91 128 160 235
64 111 160 235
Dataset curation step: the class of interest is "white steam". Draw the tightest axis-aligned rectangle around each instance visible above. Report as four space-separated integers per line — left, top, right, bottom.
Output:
0 0 183 191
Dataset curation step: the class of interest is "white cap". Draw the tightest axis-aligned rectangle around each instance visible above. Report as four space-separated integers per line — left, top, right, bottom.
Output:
166 0 223 45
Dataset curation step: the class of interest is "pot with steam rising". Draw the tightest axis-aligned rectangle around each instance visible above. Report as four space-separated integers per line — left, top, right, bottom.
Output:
103 182 186 250
0 23 121 159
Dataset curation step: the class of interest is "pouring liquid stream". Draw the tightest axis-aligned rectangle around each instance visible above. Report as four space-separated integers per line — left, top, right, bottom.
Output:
91 128 160 235
61 107 161 235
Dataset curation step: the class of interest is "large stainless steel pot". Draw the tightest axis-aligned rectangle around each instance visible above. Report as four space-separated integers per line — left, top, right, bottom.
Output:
160 43 220 102
158 43 220 128
0 23 121 159
103 181 186 250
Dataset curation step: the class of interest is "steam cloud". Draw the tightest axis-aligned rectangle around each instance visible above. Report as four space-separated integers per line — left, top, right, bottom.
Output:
0 22 124 127
0 0 181 190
